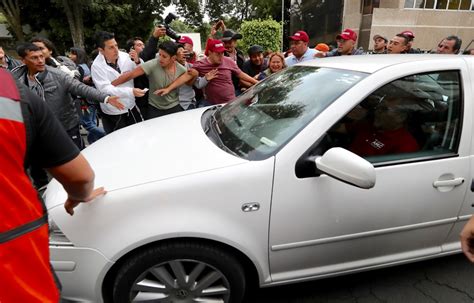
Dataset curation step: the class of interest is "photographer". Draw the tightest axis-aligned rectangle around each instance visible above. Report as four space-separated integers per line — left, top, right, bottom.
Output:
178 36 197 64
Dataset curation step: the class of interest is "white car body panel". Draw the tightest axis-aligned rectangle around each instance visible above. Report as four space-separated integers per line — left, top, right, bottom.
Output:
45 55 474 302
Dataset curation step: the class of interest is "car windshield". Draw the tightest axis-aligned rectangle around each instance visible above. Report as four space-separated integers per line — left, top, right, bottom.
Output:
212 66 367 160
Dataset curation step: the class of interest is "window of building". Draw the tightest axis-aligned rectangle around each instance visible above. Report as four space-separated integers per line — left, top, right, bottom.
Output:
436 0 448 9
405 0 473 9
460 0 471 9
363 0 380 14
425 0 436 8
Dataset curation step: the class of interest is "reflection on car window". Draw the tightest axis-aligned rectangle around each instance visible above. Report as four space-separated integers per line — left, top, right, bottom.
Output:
215 66 367 160
324 70 462 164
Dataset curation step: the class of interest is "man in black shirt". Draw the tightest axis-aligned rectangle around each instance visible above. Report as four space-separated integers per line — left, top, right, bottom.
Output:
241 45 267 89
0 68 104 303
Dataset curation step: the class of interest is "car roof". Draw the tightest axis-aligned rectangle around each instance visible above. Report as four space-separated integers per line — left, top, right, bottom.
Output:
297 54 474 74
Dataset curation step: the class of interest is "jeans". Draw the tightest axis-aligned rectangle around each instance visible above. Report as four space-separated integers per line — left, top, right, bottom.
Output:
81 105 105 144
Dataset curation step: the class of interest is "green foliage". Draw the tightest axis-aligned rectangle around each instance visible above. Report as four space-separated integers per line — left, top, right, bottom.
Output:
169 19 194 34
239 19 282 54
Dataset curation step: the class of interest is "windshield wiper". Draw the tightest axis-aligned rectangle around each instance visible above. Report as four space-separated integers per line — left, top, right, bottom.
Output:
205 107 219 134
210 108 222 134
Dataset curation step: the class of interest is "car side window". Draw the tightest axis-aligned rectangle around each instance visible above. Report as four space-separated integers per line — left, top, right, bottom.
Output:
323 70 462 165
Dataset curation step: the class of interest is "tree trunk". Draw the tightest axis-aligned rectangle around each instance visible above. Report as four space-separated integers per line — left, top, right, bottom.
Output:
0 0 25 41
62 0 85 48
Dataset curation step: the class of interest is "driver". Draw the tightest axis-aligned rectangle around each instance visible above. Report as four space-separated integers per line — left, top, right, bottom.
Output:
345 97 419 157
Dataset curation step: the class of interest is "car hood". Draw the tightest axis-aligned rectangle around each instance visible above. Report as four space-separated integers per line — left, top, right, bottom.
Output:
45 107 247 209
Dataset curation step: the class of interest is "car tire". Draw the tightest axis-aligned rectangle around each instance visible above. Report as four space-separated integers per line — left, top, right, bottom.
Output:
112 241 246 303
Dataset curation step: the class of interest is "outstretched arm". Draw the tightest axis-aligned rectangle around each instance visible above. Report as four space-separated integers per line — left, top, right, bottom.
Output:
238 71 259 86
111 66 145 86
154 69 199 96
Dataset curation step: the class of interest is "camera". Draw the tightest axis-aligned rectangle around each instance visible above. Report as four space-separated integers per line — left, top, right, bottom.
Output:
163 13 181 41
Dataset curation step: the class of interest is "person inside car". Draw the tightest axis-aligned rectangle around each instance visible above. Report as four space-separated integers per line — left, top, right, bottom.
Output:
335 96 419 157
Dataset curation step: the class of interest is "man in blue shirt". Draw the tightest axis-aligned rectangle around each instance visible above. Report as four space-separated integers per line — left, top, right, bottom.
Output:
285 30 317 67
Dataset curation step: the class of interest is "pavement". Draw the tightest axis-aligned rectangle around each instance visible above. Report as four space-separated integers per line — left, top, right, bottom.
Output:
245 253 474 303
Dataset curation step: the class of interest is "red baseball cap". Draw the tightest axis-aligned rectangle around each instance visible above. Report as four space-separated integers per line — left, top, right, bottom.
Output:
337 29 357 41
399 30 415 40
206 39 226 54
178 36 193 46
289 31 309 43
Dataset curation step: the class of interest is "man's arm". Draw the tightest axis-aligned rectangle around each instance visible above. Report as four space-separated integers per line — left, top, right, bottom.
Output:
461 215 474 262
238 71 259 86
21 84 105 215
60 71 126 110
111 66 145 86
154 69 199 96
91 63 135 100
140 26 166 62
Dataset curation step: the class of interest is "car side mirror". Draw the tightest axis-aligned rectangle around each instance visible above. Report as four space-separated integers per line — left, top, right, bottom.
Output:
315 147 376 189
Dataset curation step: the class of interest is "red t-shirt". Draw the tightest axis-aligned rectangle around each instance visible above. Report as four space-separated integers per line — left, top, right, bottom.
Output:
193 56 242 104
349 123 419 157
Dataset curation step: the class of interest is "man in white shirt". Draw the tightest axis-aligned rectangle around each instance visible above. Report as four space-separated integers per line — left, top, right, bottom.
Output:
285 30 317 67
91 31 146 133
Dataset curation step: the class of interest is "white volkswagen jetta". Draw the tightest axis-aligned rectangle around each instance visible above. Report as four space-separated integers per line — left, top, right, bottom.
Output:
46 55 474 302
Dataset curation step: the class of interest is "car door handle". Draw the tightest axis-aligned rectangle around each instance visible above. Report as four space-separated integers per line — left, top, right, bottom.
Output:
433 177 465 188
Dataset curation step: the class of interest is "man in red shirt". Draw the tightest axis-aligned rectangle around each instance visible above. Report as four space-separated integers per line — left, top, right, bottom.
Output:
156 39 258 106
347 97 419 157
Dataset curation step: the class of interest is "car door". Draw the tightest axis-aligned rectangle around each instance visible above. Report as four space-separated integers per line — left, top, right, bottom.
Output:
269 61 472 283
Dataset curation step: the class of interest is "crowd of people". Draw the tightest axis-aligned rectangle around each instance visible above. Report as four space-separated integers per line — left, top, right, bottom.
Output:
1 19 474 303
0 21 473 189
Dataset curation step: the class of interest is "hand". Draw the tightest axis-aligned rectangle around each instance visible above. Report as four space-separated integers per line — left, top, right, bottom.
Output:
205 69 218 81
154 87 171 96
129 49 140 64
107 96 125 110
314 52 326 58
82 75 92 84
64 187 107 216
133 88 147 97
461 216 474 262
153 26 167 38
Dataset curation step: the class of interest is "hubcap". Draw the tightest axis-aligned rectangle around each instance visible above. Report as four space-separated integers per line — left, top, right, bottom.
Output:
129 259 231 302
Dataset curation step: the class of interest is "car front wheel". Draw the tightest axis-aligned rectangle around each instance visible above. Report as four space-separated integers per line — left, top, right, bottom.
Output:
112 241 246 303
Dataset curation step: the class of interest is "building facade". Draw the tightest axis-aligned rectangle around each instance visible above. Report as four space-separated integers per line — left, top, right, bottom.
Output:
289 0 474 52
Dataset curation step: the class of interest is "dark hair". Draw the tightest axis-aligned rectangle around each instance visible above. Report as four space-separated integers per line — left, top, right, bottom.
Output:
70 47 90 66
158 41 178 56
464 49 474 55
126 37 144 51
444 35 462 54
16 43 41 58
30 37 58 57
395 34 409 45
95 31 115 49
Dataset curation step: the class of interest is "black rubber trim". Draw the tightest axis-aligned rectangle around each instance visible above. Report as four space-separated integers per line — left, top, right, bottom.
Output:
0 215 47 244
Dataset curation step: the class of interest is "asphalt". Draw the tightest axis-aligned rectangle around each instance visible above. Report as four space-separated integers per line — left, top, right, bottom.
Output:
245 253 474 303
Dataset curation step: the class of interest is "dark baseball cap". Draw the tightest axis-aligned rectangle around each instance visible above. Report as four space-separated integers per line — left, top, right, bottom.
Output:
221 30 243 41
248 45 264 55
373 34 388 43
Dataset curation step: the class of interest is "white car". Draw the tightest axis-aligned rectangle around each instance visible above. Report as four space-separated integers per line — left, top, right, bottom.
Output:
46 55 474 302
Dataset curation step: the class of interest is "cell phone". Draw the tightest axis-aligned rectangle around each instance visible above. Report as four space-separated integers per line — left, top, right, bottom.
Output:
143 88 149 93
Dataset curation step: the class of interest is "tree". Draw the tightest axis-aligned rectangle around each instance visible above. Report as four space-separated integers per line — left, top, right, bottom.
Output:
239 19 282 53
0 0 24 41
59 0 86 48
